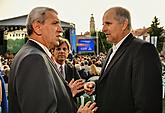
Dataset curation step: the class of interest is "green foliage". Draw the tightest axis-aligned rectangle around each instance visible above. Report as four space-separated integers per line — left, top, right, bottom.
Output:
98 31 112 53
7 38 25 53
91 31 96 36
148 16 164 52
158 33 165 53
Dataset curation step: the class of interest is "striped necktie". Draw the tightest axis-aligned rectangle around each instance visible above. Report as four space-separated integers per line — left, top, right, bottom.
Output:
59 65 64 77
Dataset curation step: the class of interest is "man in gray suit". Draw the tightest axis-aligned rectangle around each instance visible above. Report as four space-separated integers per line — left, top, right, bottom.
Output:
9 7 97 113
85 6 162 113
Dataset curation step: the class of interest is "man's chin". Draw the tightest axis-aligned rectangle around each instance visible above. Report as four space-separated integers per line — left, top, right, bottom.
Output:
106 38 112 44
58 57 66 60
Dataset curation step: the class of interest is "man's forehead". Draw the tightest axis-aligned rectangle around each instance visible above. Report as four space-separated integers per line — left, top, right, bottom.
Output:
45 11 59 19
103 10 116 20
104 9 116 16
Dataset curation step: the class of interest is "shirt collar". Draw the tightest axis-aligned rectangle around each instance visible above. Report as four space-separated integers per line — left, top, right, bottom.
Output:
29 39 52 58
54 61 65 69
112 32 130 51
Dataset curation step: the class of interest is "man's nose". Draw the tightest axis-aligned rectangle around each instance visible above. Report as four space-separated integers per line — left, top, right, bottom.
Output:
58 25 63 33
102 25 106 33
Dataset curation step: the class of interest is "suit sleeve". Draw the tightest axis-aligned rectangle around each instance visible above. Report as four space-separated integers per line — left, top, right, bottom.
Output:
15 54 57 113
73 66 81 80
132 43 162 113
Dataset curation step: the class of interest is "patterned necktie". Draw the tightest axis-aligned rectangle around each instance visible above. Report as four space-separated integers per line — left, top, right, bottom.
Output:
59 65 64 77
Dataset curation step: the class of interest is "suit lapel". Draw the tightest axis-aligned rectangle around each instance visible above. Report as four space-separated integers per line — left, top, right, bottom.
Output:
46 57 75 107
27 40 69 86
99 33 134 83
26 40 46 54
99 46 126 82
101 48 113 75
52 62 69 85
64 64 68 80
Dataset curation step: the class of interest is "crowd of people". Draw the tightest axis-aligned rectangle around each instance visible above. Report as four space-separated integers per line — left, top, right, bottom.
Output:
0 53 11 113
0 50 105 84
0 6 163 113
0 52 14 84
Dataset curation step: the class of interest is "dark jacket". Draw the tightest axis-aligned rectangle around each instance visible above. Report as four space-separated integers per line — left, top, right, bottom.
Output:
65 63 81 82
95 33 162 113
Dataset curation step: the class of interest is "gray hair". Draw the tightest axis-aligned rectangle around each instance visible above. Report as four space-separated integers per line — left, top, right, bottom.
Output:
26 7 58 36
106 7 132 30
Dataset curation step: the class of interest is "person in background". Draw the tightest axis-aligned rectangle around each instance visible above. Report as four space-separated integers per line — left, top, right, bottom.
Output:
0 74 2 112
1 64 10 83
88 63 100 77
0 71 8 113
51 38 84 97
85 6 162 113
9 7 97 113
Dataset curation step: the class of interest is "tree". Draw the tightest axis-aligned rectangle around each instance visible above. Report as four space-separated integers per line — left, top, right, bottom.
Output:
98 31 112 54
91 31 96 36
93 30 112 54
148 16 164 52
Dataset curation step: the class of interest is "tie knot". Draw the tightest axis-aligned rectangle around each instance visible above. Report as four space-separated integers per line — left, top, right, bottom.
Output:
60 65 63 70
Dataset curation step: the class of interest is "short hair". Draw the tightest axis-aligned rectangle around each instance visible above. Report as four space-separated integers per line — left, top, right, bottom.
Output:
105 7 132 30
26 7 58 36
55 38 71 51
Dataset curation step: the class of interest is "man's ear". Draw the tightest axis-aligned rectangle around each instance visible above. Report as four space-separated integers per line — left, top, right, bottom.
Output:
32 21 42 35
122 19 129 31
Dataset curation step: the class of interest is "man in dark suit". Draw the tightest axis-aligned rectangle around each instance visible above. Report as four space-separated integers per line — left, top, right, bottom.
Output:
52 38 84 97
9 7 97 113
85 6 162 113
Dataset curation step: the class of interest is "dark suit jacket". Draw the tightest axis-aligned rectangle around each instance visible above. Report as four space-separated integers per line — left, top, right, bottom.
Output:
64 63 85 100
65 63 81 82
9 40 76 113
95 33 162 113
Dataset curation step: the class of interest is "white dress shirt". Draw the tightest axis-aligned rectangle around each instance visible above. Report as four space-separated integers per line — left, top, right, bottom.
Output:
104 33 130 71
54 62 66 79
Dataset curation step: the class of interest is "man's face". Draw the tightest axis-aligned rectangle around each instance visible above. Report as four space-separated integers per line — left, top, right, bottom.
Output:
40 11 63 49
102 10 124 44
54 42 69 64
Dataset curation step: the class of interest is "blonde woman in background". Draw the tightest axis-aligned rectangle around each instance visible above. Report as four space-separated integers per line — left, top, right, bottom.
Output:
88 64 100 77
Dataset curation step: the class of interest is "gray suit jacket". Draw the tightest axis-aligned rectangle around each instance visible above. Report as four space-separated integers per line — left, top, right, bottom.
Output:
95 33 162 113
9 40 76 113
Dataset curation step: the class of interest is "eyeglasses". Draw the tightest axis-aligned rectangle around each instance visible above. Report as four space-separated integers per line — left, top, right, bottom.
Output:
55 47 68 52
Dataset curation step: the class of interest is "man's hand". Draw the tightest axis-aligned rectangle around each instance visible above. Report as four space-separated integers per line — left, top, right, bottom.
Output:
69 79 84 97
77 101 98 113
84 82 95 95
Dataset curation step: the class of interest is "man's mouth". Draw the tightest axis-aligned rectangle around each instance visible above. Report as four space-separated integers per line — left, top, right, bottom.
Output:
58 55 66 58
105 34 110 37
105 33 110 36
57 35 62 38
